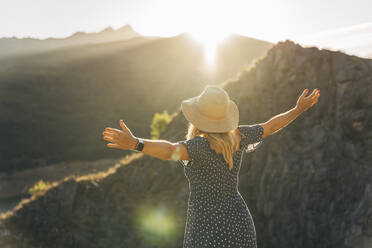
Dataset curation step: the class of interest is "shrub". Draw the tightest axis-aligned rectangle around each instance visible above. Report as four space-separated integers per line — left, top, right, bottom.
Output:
28 180 53 196
150 110 174 139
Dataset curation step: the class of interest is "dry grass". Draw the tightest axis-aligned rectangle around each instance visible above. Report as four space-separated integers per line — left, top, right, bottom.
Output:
75 152 143 182
0 152 144 221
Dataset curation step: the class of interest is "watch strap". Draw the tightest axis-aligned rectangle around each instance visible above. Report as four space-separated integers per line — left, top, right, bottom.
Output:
135 138 144 151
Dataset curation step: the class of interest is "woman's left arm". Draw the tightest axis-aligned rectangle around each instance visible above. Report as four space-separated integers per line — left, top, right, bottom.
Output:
260 88 320 138
102 120 175 160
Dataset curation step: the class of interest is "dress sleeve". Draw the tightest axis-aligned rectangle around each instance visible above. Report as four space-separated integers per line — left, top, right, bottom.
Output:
175 136 202 167
238 124 264 153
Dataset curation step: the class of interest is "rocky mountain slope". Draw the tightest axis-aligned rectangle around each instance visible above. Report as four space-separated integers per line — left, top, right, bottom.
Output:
1 40 371 248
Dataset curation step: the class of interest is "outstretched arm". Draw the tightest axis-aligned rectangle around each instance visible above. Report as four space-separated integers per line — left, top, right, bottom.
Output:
260 88 320 139
102 120 176 161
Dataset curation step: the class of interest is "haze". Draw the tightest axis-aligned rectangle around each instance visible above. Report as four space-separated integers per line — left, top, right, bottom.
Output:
1 0 372 43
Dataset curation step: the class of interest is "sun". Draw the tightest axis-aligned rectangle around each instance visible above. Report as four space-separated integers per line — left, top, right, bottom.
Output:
189 31 231 66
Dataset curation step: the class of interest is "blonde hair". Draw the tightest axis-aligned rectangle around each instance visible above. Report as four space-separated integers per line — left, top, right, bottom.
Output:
185 122 240 170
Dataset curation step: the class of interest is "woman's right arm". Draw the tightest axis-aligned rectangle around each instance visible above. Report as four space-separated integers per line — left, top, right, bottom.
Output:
259 88 320 139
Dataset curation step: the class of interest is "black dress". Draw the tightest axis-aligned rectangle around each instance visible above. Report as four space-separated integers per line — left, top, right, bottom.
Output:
176 124 264 248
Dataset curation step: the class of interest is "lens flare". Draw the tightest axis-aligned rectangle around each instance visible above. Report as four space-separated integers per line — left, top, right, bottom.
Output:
133 203 179 245
171 146 181 161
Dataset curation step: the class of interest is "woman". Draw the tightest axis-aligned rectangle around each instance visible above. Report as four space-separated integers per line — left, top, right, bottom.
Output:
102 85 320 247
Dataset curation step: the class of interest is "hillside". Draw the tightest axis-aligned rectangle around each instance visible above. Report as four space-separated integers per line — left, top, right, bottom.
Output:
0 24 145 58
0 40 371 248
0 33 272 172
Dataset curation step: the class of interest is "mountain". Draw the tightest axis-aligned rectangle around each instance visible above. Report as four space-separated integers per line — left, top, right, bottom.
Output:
1 41 371 248
296 22 372 58
0 24 146 58
0 33 272 173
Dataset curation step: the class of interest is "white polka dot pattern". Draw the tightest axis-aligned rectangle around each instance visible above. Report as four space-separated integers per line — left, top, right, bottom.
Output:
176 124 264 247
239 124 264 153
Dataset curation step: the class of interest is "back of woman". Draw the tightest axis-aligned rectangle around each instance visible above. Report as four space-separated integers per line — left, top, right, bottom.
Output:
103 85 320 248
177 124 264 247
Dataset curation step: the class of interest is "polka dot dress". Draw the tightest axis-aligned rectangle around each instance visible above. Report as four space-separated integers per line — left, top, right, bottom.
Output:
176 124 264 248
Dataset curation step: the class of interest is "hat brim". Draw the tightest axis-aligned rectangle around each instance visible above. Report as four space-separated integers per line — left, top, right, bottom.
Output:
181 96 239 133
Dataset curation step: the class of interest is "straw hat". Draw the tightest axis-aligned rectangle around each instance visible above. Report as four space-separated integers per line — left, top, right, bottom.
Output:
181 85 239 133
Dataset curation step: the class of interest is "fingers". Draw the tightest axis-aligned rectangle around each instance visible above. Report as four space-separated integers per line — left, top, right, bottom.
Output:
310 88 317 97
310 90 320 107
102 120 132 150
120 119 134 136
107 143 121 149
105 127 121 134
120 120 128 131
103 122 128 142
105 120 130 134
300 88 309 98
102 131 116 138
102 130 114 136
103 135 116 142
311 89 320 100
102 130 120 142
306 88 317 99
301 88 321 99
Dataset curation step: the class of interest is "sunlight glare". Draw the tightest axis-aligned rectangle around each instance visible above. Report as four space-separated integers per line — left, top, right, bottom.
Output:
190 31 230 66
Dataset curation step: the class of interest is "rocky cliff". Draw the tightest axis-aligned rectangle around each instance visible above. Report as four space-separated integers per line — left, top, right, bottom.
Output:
1 40 371 248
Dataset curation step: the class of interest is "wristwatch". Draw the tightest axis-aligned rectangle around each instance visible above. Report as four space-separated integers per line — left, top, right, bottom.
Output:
135 138 144 151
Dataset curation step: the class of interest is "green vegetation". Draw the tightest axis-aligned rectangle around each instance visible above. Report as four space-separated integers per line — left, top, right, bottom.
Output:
28 180 53 196
150 110 176 139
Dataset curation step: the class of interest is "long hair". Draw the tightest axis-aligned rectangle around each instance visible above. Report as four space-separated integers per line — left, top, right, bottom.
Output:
185 122 240 170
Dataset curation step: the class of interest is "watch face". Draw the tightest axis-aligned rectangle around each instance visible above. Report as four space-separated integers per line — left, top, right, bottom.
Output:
136 138 144 151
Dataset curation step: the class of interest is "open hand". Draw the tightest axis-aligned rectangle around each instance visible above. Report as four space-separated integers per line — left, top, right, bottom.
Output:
102 120 138 150
296 88 320 112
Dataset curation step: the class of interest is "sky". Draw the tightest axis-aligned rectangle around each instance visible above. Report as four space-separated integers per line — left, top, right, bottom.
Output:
1 0 372 43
